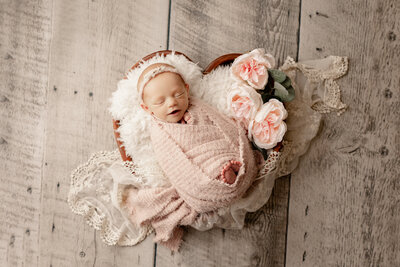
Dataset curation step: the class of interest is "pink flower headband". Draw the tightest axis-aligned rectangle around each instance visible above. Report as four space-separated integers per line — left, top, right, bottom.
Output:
137 64 183 104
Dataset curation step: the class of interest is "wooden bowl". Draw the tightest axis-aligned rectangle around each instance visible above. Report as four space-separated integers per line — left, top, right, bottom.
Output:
113 51 282 162
203 53 242 74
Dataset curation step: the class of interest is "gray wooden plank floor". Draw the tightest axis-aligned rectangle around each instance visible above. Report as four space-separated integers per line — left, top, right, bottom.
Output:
1 1 52 265
286 1 400 266
0 0 398 267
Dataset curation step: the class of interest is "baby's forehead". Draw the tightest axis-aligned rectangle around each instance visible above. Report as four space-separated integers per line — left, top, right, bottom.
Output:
138 63 176 87
143 73 184 95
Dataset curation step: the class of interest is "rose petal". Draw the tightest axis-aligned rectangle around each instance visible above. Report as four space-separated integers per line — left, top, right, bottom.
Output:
231 48 276 89
249 98 287 149
227 84 263 125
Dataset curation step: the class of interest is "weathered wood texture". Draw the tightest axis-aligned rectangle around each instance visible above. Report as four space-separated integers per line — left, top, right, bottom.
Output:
169 0 300 68
286 1 400 266
1 0 399 266
1 0 169 266
38 0 169 266
0 1 52 266
156 1 299 266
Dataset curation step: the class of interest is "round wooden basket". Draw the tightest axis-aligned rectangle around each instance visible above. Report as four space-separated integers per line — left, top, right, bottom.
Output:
113 50 282 162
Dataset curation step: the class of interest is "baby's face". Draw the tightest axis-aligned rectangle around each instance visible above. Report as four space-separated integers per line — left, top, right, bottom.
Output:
141 72 189 123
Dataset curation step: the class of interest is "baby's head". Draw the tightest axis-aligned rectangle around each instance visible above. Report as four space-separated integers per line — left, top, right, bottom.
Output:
138 63 189 123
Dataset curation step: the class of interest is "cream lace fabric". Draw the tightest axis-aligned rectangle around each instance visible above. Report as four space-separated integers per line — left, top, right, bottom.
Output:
68 55 348 246
68 150 153 245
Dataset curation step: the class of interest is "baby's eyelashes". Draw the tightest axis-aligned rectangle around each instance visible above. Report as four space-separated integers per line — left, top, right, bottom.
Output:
153 100 165 105
175 92 184 97
152 91 185 105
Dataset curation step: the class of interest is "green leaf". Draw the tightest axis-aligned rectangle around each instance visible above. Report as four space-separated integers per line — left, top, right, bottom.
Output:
274 82 288 96
280 77 292 88
274 82 295 102
284 86 295 102
268 69 286 83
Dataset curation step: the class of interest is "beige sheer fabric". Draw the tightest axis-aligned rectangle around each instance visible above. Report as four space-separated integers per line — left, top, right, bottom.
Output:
68 55 348 245
68 150 153 245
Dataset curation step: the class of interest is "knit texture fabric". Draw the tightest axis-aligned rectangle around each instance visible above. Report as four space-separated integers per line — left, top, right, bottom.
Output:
125 97 260 251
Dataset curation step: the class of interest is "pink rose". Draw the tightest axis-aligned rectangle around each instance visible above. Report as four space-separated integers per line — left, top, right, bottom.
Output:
231 48 276 89
248 99 287 149
227 84 262 128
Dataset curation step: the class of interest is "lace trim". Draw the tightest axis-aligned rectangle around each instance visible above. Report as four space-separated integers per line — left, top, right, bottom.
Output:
281 56 349 115
256 150 281 178
123 160 138 175
312 79 347 115
276 140 295 176
123 161 148 186
68 150 153 246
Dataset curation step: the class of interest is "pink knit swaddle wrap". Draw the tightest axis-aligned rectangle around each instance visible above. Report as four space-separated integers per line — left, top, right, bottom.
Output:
126 97 260 251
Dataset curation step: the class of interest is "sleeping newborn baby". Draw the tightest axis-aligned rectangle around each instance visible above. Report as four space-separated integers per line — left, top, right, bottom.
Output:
138 63 241 184
125 62 262 251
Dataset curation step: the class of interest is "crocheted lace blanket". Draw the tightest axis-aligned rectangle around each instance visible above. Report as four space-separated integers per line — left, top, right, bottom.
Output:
67 55 348 247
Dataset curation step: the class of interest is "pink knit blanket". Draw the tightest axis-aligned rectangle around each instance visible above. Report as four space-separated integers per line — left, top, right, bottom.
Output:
126 97 261 251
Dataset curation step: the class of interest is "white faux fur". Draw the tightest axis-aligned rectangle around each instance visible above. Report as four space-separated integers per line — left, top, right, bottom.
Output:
192 65 235 116
109 52 236 187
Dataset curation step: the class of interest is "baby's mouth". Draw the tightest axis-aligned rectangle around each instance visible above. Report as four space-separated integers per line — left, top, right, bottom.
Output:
168 109 180 115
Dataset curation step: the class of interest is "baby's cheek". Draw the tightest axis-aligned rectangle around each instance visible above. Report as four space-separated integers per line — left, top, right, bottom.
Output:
151 107 163 117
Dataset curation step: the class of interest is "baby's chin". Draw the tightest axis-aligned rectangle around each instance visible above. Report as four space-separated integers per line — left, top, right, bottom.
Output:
167 117 184 123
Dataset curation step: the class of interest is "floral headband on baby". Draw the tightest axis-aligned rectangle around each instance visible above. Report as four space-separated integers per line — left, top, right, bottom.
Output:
137 64 185 105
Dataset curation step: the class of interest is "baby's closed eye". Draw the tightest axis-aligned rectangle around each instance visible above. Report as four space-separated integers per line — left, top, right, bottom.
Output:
153 99 165 105
175 91 185 98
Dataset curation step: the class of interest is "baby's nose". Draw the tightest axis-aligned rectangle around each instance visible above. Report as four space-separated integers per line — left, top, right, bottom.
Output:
167 97 178 107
